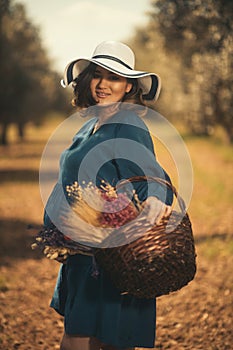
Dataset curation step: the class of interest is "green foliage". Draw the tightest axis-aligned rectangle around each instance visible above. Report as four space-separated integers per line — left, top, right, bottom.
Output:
130 0 233 142
0 0 68 145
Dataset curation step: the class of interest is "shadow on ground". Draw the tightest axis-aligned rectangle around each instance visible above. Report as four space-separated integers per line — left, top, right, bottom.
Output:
0 169 39 183
195 232 233 243
0 219 43 265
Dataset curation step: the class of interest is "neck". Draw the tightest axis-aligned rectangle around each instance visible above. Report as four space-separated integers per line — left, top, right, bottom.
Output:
96 102 120 125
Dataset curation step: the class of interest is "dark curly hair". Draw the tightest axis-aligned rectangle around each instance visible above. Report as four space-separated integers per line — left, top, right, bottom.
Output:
71 63 146 109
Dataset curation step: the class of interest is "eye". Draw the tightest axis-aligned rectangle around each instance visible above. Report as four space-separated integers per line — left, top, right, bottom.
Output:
93 72 101 79
109 75 120 81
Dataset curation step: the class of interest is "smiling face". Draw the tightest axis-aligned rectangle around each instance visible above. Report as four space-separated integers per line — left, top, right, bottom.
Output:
90 66 132 105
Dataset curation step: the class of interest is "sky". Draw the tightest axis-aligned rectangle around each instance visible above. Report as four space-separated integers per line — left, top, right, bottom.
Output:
19 0 152 73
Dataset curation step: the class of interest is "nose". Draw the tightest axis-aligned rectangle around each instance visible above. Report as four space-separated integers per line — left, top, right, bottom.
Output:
96 76 108 89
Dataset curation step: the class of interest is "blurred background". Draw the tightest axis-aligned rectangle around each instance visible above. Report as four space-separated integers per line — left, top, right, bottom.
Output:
0 0 232 349
0 0 232 144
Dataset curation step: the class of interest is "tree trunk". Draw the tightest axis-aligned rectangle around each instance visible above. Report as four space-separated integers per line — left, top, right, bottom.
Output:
0 122 8 145
17 122 25 140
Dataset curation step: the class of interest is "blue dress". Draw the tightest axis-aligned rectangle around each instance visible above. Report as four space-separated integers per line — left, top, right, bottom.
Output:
47 110 173 349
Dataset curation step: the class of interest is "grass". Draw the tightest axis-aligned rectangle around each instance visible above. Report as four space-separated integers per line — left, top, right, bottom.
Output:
197 235 233 260
147 119 233 236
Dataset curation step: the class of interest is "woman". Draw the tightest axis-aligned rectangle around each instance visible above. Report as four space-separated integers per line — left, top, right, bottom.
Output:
45 41 173 350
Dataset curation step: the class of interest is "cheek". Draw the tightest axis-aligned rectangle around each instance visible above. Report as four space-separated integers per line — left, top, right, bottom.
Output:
114 83 130 96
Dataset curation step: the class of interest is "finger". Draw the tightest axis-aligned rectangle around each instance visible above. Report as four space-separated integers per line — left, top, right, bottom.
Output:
148 213 157 225
155 205 172 225
146 200 160 224
148 203 165 225
145 198 171 225
155 206 167 225
147 208 157 225
163 205 172 217
147 208 156 225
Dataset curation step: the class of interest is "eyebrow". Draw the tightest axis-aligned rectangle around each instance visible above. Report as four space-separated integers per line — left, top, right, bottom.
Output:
95 68 118 76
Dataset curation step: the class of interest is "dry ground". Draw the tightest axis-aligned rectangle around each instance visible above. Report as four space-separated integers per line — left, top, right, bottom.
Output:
0 120 232 349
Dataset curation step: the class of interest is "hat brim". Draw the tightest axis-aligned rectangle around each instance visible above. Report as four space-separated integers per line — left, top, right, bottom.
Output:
61 58 161 102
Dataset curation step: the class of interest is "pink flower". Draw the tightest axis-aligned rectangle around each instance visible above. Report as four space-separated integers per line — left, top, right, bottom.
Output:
100 192 138 228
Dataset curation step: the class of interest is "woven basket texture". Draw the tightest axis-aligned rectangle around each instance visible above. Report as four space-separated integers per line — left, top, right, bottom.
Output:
94 176 196 298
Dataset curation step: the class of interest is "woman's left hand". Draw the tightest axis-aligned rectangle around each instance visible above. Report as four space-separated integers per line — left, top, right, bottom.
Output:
144 196 172 225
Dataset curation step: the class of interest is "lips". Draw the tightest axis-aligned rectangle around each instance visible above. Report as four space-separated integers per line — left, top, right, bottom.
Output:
96 90 110 99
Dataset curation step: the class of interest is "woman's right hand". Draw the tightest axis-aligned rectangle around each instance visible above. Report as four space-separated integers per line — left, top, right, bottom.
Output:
144 196 172 225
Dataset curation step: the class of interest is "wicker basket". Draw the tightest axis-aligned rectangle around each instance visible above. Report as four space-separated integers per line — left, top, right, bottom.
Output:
94 176 196 299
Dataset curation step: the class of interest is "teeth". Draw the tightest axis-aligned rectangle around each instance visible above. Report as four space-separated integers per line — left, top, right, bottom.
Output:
96 92 108 98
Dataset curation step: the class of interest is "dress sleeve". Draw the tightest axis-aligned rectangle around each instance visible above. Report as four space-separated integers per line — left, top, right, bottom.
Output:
113 113 173 205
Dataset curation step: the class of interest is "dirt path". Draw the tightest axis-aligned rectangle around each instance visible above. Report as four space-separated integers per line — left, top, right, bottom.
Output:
0 238 232 350
0 124 232 349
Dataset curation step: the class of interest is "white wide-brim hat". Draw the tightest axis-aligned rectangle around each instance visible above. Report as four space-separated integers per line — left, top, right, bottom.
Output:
61 41 161 102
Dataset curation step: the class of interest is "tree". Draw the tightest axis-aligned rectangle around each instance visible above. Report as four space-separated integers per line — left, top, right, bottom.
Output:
0 1 68 145
128 25 187 121
148 0 233 141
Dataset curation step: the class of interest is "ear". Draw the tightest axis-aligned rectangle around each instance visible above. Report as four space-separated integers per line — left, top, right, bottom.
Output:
125 82 133 93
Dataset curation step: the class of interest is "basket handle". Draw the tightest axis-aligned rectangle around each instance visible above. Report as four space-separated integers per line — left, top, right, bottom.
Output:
116 175 187 213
